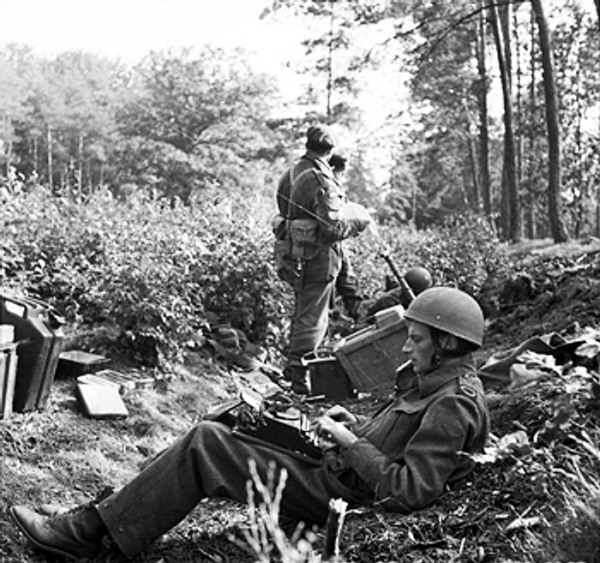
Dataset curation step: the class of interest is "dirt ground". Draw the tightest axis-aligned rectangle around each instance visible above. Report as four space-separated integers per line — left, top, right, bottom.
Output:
2 239 600 563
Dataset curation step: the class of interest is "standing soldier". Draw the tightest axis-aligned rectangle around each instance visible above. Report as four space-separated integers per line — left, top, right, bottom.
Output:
275 125 370 394
329 153 364 322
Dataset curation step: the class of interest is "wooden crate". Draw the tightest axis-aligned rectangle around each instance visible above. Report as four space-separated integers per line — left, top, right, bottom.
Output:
335 319 409 393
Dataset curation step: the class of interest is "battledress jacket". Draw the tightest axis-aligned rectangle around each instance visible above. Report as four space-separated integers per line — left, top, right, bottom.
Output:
276 151 365 282
325 355 489 513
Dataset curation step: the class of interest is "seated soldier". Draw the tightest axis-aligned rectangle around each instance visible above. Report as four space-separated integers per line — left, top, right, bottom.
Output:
10 287 489 561
366 265 433 317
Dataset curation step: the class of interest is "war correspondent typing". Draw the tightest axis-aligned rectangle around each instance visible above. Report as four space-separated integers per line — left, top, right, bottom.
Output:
10 286 490 560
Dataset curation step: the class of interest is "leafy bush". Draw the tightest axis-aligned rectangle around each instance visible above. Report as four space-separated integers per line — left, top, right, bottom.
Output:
1 188 505 367
348 213 509 300
415 213 510 294
339 223 422 299
1 188 291 366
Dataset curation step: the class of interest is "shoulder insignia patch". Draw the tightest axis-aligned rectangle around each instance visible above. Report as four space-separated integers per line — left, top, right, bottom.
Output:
458 373 479 398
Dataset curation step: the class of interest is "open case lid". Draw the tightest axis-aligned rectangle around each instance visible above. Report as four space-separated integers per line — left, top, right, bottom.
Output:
76 382 129 419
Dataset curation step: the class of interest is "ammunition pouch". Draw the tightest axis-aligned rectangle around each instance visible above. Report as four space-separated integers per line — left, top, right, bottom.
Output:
289 218 318 246
288 218 320 260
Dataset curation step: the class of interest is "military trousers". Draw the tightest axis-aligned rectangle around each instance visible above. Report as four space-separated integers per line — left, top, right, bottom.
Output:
96 421 342 557
288 276 335 368
335 251 362 317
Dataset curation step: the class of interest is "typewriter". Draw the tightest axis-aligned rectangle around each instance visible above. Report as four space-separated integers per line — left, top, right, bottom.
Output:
206 389 326 465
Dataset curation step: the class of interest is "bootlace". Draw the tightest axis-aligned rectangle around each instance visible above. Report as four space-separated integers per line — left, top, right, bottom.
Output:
45 501 98 523
50 486 113 519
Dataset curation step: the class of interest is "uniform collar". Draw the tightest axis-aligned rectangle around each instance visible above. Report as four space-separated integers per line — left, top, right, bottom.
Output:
416 355 476 398
303 151 332 172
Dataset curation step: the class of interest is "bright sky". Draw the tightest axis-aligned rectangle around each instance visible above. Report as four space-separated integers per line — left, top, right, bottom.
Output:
2 0 597 72
0 0 301 71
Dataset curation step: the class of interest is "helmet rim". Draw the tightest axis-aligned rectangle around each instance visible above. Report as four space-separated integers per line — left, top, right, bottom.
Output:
404 286 484 347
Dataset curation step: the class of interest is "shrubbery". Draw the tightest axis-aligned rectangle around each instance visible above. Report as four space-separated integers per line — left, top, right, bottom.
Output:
1 188 290 365
1 190 507 368
348 212 509 299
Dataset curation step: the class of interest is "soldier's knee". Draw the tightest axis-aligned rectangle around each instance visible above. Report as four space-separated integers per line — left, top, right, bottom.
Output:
187 421 231 450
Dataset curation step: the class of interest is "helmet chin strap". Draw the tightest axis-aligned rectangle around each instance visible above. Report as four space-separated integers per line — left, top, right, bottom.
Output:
429 334 461 369
437 334 460 352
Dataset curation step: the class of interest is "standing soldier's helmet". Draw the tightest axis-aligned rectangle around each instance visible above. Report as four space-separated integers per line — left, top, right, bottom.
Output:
404 266 433 295
404 287 485 348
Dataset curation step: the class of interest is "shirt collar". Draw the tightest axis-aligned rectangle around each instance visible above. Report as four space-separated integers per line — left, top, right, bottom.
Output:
416 355 476 398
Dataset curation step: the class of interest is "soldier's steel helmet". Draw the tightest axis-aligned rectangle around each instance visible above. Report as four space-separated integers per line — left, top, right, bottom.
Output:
404 287 484 347
404 266 433 295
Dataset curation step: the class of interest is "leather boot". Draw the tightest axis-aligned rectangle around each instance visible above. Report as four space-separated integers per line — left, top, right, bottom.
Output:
37 486 114 518
38 503 70 517
10 503 106 560
344 296 363 322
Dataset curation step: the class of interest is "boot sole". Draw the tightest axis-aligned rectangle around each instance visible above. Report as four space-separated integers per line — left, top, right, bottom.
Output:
9 506 89 560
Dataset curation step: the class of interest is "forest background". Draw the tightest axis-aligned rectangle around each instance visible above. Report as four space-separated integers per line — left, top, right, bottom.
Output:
1 0 600 365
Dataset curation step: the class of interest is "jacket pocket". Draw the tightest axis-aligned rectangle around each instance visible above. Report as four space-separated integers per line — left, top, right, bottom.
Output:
303 244 342 282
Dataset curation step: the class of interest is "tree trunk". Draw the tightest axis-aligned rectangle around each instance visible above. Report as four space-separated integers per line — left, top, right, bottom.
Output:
47 126 53 189
476 0 491 217
594 0 600 32
513 4 524 235
597 183 600 237
525 8 537 239
531 0 569 242
489 0 521 242
4 115 13 176
77 134 83 198
326 4 334 119
574 41 584 238
467 130 481 209
501 1 521 242
32 136 38 174
412 177 417 230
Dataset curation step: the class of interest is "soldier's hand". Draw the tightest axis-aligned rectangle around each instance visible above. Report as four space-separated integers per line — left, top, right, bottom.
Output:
323 405 357 425
314 415 359 449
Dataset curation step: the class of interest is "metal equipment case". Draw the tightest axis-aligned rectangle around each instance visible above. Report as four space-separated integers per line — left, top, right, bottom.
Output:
0 292 65 412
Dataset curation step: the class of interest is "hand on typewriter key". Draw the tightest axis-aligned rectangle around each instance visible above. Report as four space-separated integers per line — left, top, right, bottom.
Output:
313 411 359 449
321 405 358 425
